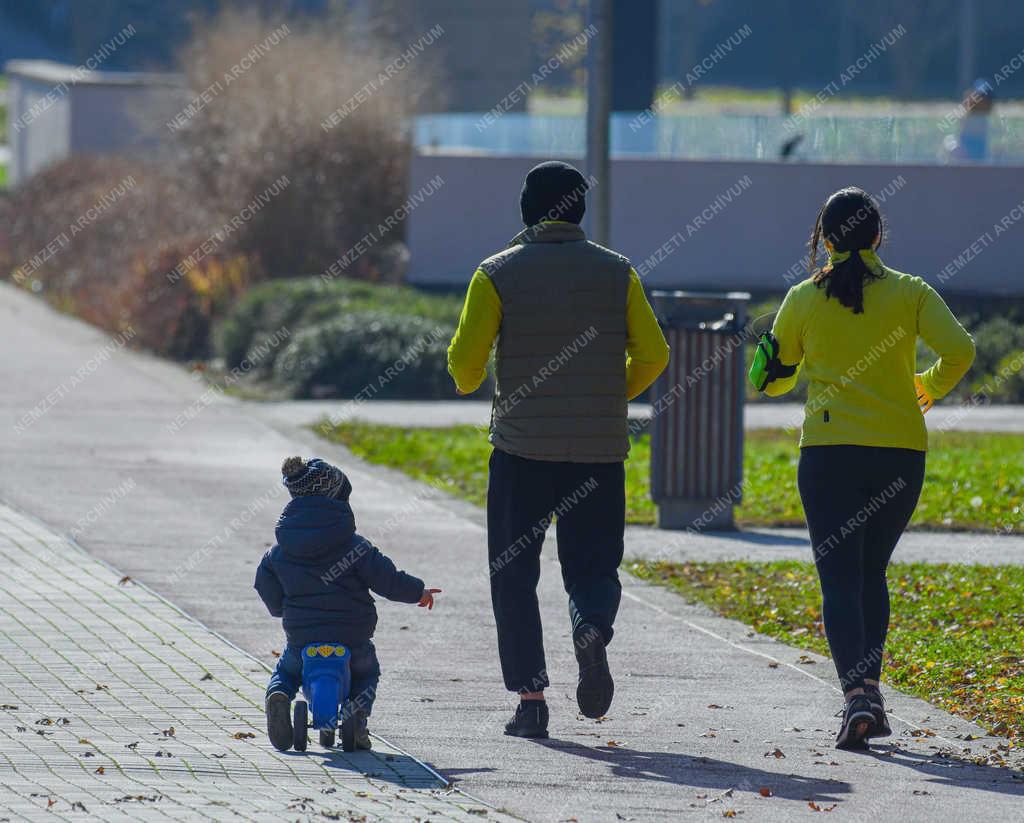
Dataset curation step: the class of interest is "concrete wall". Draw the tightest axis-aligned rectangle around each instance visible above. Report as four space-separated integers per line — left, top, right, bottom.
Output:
406 152 1024 296
6 60 183 185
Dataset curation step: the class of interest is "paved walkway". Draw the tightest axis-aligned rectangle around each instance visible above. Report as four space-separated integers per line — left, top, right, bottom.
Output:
256 398 1024 432
2 283 1022 821
0 504 505 821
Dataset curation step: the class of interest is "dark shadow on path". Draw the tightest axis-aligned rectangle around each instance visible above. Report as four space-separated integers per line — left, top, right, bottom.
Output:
285 748 446 789
533 739 849 802
868 745 1024 797
700 530 809 548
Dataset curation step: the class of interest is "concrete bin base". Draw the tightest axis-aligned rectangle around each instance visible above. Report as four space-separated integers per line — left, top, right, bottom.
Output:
655 499 736 531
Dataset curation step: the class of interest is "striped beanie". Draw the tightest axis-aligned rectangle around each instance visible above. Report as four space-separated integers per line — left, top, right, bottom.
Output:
281 456 351 500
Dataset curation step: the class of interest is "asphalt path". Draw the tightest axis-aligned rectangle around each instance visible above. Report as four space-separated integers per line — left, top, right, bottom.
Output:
2 283 1021 821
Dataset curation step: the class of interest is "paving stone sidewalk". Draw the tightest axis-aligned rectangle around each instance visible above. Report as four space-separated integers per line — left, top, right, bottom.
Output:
0 505 513 822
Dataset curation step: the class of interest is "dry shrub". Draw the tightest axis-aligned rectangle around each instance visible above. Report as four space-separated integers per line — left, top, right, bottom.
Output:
169 7 438 275
0 155 250 358
0 8 439 359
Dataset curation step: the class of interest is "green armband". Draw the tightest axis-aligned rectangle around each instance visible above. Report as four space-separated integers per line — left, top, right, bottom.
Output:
748 332 796 392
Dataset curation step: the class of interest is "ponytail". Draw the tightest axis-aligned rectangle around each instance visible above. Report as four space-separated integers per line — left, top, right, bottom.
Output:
807 187 886 315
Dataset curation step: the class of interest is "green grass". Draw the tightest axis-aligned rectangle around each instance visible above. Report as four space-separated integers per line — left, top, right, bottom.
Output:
314 423 1023 532
630 560 1024 743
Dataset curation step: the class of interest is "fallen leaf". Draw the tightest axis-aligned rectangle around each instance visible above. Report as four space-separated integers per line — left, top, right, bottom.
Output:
767 662 779 669
606 740 622 747
124 742 139 750
764 748 786 759
117 576 132 585
200 673 213 681
722 811 737 819
95 766 105 775
232 731 256 740
759 787 773 797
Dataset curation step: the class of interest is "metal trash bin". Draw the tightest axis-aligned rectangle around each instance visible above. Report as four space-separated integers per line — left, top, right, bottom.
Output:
647 290 751 530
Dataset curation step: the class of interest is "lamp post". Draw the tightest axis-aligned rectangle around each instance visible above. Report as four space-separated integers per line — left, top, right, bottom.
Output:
585 0 613 246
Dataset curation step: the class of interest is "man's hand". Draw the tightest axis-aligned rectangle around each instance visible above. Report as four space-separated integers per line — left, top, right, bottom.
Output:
914 375 934 414
418 588 442 609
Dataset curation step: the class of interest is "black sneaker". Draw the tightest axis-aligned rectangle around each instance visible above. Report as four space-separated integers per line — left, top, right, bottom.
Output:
504 700 549 738
864 685 892 738
573 623 614 719
835 695 875 751
265 691 293 751
355 710 372 750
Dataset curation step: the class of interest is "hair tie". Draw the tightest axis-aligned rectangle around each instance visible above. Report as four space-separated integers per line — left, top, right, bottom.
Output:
826 248 883 273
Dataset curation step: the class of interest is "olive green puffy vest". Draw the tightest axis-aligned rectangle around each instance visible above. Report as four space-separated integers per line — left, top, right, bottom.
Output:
481 221 631 463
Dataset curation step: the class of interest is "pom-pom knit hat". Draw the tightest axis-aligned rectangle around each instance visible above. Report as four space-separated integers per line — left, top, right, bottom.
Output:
281 456 351 500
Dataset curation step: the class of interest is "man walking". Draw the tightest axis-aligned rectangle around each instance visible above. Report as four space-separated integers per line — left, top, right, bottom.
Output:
447 161 669 738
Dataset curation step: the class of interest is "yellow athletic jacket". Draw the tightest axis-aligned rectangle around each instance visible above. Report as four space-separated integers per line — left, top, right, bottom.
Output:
767 263 975 450
448 265 669 402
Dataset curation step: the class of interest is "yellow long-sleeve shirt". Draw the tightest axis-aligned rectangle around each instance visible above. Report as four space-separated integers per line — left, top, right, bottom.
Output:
767 265 975 450
448 266 669 401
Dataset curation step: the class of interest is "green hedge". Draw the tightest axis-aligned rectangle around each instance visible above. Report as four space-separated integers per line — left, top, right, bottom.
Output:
215 276 473 399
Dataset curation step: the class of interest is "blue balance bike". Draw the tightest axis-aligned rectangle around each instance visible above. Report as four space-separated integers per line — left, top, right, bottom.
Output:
292 643 359 752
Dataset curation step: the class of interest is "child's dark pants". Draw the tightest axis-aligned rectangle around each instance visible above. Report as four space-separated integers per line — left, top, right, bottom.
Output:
798 445 925 693
265 641 381 716
487 447 625 693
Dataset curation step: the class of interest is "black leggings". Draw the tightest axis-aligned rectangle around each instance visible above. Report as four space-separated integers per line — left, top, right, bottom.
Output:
798 446 925 692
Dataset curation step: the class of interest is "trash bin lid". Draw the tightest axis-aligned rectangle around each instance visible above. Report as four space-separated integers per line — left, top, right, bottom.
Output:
650 290 751 331
650 290 751 303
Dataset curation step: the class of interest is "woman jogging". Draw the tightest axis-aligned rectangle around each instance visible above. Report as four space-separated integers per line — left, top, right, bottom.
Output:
758 187 975 750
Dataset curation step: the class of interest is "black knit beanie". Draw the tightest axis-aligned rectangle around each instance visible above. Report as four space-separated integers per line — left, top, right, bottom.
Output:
281 456 351 500
520 161 588 226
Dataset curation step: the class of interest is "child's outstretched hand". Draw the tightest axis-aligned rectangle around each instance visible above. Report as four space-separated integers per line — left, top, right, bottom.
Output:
418 588 442 610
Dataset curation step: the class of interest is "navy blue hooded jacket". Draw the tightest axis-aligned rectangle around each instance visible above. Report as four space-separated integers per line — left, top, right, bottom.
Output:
254 496 425 648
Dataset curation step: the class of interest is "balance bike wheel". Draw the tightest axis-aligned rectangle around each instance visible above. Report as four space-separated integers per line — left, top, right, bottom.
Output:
341 713 356 752
319 729 336 748
292 700 308 752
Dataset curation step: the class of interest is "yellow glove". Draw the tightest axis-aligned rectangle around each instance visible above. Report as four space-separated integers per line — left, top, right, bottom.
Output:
914 375 934 414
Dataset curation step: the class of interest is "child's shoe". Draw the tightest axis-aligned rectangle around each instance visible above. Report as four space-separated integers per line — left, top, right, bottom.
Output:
266 692 293 751
504 700 549 738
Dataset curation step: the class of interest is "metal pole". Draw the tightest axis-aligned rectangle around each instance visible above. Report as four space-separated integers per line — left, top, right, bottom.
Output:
958 0 976 94
585 0 613 246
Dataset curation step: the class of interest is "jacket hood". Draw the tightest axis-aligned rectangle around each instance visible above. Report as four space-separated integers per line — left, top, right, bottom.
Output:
275 496 356 562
